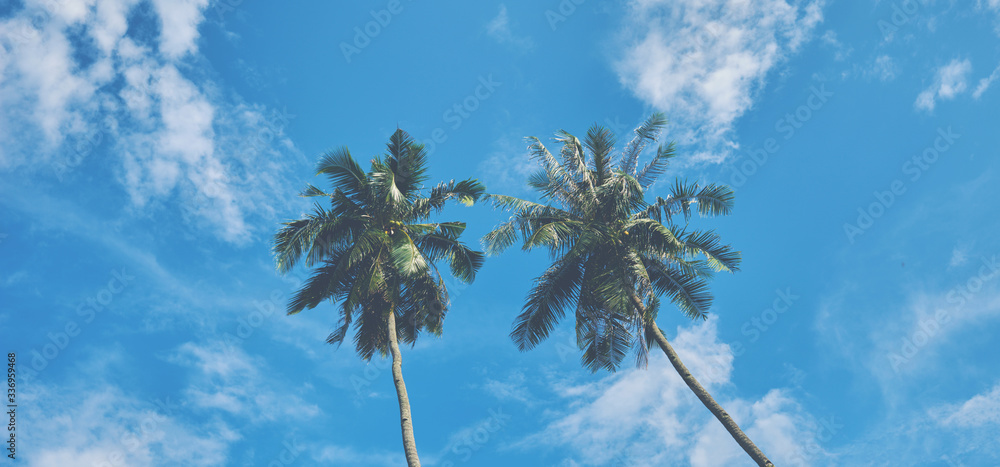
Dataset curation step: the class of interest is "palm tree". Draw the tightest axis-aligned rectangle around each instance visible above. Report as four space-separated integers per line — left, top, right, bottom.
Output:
483 114 773 466
272 129 486 467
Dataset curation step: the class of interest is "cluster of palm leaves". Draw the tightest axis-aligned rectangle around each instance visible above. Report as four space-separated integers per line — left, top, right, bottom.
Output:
272 116 773 467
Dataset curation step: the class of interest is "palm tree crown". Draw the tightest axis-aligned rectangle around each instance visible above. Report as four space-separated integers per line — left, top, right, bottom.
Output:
484 112 741 371
273 128 486 359
483 114 775 466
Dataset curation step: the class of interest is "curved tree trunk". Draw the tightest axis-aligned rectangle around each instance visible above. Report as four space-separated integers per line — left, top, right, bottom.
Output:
629 293 773 467
386 310 421 467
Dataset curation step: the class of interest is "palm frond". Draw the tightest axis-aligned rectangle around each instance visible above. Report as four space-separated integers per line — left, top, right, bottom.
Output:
391 234 429 278
619 112 668 175
636 141 676 188
511 258 584 351
680 230 741 273
316 147 367 195
299 183 330 198
584 125 615 185
646 259 713 320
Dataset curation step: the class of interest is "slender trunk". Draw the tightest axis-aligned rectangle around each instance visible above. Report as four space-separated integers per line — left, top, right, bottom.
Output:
629 293 773 467
386 309 421 467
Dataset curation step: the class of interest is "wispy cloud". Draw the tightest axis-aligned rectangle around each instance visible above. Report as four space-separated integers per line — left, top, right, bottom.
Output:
914 58 972 112
613 0 825 164
168 340 322 423
870 54 898 82
0 0 302 244
972 63 1000 99
486 4 533 50
940 381 1000 427
20 352 235 467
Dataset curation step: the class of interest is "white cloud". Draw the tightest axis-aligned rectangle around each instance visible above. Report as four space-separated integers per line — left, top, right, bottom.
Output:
980 0 1000 34
483 371 533 404
973 63 1000 99
520 317 832 466
169 341 322 422
151 0 211 59
941 382 1000 427
820 30 850 61
814 256 1000 410
871 54 898 82
914 58 972 112
486 4 533 50
0 0 301 244
21 378 233 467
613 0 825 164
948 243 970 268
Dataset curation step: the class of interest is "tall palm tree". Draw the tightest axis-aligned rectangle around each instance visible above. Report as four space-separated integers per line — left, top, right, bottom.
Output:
273 129 485 467
483 114 773 466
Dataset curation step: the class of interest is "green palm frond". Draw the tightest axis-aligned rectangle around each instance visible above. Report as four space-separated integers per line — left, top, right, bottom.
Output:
521 220 585 254
416 232 484 283
287 253 352 315
316 147 367 195
680 230 741 273
527 136 583 205
555 130 591 180
646 259 713 320
299 183 330 198
391 234 429 278
512 258 584 351
485 113 739 371
636 141 676 188
354 295 391 360
386 129 429 196
578 307 632 372
583 126 615 185
623 218 685 256
619 112 668 175
274 128 482 359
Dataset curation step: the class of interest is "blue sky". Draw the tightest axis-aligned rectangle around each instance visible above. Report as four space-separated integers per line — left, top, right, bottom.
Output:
1 0 999 465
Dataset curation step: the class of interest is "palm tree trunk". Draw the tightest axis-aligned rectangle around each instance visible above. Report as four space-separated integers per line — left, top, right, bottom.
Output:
386 309 421 467
629 293 773 467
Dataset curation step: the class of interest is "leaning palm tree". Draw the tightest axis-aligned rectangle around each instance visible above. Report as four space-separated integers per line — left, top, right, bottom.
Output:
273 129 485 467
483 114 773 466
